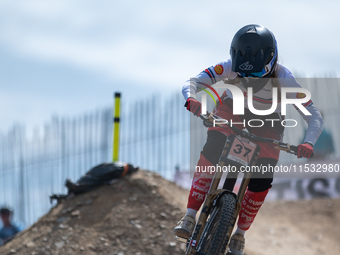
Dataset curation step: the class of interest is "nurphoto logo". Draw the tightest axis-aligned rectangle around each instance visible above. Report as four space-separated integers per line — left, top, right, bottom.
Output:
199 84 312 128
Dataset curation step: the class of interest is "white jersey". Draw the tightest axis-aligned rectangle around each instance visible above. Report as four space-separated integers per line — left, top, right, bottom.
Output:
182 59 323 145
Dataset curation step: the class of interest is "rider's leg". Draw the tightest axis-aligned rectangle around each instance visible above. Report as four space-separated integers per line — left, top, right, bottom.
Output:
228 158 275 255
186 131 227 214
173 131 227 238
233 112 284 236
174 97 241 239
235 159 275 233
186 97 242 215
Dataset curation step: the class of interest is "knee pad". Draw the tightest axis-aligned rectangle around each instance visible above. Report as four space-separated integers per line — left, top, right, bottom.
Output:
248 158 277 192
201 131 227 165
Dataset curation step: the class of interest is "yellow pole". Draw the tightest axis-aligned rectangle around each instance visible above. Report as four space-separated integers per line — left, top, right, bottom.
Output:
112 92 121 162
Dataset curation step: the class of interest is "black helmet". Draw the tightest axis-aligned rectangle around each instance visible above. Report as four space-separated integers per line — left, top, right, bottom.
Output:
230 24 277 78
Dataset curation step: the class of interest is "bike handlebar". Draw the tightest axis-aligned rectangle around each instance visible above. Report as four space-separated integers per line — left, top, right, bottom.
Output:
200 112 312 157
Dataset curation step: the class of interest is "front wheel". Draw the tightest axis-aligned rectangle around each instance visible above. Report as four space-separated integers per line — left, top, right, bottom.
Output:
197 193 237 255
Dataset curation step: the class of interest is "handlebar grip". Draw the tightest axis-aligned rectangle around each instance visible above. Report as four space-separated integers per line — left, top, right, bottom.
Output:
290 145 298 154
203 120 213 128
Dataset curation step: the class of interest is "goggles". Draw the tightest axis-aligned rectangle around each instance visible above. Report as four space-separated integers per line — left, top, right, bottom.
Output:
238 69 267 78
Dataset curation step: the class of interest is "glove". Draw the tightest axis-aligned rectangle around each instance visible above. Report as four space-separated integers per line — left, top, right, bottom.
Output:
297 143 313 158
184 98 201 117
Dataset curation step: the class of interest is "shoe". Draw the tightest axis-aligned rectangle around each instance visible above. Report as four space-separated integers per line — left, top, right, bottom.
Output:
226 233 245 255
173 215 196 239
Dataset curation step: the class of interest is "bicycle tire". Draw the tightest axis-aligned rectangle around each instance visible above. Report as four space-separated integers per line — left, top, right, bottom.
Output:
197 193 236 255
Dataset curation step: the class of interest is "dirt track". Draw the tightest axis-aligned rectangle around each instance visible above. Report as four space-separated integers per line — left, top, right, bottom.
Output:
0 170 339 255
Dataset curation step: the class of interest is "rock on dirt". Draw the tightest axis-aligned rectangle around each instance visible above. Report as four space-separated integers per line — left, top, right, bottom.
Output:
0 170 339 255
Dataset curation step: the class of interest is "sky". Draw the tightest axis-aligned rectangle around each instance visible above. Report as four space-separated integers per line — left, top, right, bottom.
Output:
0 0 340 134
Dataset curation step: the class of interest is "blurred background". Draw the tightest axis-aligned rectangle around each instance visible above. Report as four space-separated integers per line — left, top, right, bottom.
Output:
1 0 340 229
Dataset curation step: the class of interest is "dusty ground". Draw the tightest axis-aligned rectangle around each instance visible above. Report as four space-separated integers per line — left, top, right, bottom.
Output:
245 198 340 255
0 170 339 255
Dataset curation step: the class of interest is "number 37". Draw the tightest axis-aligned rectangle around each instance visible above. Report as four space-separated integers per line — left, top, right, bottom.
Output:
233 144 252 157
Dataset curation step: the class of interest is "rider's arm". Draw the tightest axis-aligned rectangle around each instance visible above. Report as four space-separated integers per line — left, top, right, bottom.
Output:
182 59 237 100
297 102 323 146
279 66 323 146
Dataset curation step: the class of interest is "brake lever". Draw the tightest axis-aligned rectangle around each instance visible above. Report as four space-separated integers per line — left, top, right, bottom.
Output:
200 113 216 128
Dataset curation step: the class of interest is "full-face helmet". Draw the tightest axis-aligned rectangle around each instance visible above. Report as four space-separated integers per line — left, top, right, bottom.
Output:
230 24 277 78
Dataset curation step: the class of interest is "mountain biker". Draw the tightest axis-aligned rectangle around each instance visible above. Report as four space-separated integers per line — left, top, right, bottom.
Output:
173 24 323 255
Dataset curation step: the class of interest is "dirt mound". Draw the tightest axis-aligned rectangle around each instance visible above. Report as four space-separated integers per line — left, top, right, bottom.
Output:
0 170 339 255
0 170 189 255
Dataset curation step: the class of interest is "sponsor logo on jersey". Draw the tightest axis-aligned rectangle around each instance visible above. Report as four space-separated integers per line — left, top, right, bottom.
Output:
214 64 224 75
239 61 253 71
296 92 306 98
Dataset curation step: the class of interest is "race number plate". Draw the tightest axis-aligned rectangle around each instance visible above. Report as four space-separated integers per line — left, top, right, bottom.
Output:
227 137 257 166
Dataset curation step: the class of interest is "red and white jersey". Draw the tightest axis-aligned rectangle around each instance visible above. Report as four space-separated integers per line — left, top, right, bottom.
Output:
182 59 323 145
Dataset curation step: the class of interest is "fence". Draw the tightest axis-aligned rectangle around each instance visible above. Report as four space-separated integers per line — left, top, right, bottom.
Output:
1 78 339 227
0 92 190 227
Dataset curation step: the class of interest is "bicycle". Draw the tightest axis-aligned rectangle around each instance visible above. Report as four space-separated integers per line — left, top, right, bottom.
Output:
175 111 312 255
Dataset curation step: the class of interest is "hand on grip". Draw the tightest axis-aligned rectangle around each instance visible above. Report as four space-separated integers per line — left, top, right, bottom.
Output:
297 143 314 159
184 98 201 117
